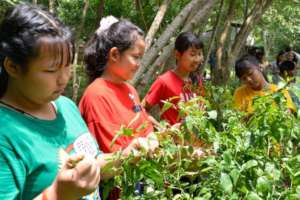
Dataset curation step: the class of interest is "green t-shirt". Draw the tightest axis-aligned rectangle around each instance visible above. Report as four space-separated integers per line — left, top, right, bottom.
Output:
0 96 101 200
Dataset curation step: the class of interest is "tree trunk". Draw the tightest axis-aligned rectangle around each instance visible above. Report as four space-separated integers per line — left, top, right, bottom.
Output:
243 0 249 21
131 0 205 86
95 0 105 29
49 0 55 13
213 0 236 85
135 0 218 92
202 0 225 73
32 0 37 5
72 0 90 102
225 0 273 73
145 0 172 51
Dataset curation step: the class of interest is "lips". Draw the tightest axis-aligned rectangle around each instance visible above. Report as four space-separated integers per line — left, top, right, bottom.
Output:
54 88 65 94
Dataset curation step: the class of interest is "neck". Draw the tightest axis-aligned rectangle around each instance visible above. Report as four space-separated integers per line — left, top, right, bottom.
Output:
101 70 124 84
1 82 54 119
174 66 190 81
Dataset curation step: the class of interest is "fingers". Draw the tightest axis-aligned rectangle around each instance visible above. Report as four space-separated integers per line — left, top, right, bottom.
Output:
76 161 100 192
66 154 85 169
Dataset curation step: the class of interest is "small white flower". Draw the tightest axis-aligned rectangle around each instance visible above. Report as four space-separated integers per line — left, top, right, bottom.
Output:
96 15 119 35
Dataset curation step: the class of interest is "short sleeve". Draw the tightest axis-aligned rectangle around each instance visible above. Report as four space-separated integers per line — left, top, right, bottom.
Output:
144 78 165 107
0 145 26 199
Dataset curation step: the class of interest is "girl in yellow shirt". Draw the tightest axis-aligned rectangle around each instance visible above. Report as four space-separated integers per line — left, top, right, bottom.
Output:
233 56 294 112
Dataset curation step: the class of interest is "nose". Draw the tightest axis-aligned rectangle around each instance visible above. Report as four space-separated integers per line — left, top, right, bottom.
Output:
196 54 204 64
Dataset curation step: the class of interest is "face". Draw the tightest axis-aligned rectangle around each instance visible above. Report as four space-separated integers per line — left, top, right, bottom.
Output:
108 36 145 81
287 52 295 61
176 47 204 73
13 46 71 105
240 67 266 91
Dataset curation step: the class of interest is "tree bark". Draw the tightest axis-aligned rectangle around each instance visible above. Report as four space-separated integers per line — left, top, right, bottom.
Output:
145 0 172 51
32 0 37 5
49 0 55 13
95 0 105 29
72 0 90 102
202 0 225 73
135 0 218 92
213 0 236 84
225 0 273 72
131 0 205 86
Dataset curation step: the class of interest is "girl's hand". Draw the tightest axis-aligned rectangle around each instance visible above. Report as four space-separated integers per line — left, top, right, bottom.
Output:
122 134 159 158
42 154 101 200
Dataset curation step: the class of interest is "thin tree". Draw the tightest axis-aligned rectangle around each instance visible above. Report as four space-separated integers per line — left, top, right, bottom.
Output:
202 0 225 73
95 0 105 29
213 0 236 84
145 0 172 51
49 0 55 13
72 0 90 102
135 0 148 31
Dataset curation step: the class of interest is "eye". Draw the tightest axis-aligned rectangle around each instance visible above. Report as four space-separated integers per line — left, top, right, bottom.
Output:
44 68 58 73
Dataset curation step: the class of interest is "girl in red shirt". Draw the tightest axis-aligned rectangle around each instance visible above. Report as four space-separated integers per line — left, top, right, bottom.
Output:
143 32 205 125
79 18 156 154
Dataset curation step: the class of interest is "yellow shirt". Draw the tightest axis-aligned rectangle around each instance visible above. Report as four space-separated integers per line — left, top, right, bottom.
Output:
233 84 295 112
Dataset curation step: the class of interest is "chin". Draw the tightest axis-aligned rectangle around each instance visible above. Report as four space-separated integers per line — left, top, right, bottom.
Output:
251 85 262 91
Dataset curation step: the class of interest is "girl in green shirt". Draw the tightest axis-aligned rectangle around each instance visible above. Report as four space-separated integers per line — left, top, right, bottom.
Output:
0 3 157 200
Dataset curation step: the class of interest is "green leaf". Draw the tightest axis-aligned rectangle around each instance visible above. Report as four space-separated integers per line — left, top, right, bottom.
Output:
247 192 262 200
230 169 240 186
242 160 258 171
122 127 134 136
256 176 271 193
220 172 233 194
161 100 174 115
207 110 217 120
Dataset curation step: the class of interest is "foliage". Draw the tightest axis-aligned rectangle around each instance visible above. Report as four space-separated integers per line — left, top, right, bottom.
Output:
102 84 300 199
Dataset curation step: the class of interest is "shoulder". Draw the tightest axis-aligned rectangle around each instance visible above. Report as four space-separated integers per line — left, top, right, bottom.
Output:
150 71 175 88
82 79 111 99
234 85 248 96
269 84 278 91
159 71 175 81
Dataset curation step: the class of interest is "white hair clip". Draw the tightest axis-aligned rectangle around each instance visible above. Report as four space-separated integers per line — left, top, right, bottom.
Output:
96 16 119 36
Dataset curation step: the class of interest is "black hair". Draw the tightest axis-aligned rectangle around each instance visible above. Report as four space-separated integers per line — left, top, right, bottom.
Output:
279 61 296 74
247 46 265 63
175 32 204 85
175 32 204 53
0 4 74 97
276 50 285 65
84 19 144 82
235 55 260 78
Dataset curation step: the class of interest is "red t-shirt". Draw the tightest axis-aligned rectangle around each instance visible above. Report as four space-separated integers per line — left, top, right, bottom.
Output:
145 70 204 125
79 78 153 153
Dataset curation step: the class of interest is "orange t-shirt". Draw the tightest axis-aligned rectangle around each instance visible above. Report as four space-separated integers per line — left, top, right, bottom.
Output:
79 78 153 153
234 84 295 112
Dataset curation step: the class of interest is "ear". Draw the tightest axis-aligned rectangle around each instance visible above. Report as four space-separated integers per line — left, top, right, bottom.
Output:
109 47 121 63
175 50 182 60
3 57 22 78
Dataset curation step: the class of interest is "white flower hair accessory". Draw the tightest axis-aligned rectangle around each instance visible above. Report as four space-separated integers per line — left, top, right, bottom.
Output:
96 15 119 36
